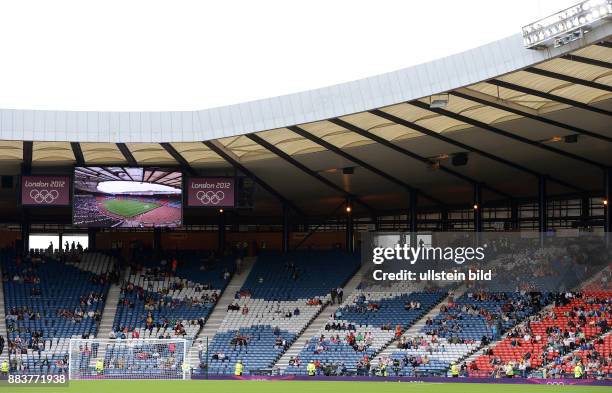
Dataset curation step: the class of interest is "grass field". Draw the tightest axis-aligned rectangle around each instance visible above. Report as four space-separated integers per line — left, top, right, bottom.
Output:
103 198 160 218
12 380 611 393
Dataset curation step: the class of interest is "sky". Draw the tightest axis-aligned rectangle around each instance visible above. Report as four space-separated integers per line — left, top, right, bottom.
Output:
98 181 181 194
0 0 579 111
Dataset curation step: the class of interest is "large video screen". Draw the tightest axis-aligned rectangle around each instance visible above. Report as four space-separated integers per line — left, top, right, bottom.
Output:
73 167 182 228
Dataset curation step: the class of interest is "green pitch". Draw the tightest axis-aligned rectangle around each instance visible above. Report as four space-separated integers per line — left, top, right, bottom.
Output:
17 380 610 393
103 198 160 218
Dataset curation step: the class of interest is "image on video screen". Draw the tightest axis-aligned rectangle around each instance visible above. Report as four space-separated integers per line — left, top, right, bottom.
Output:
73 167 182 228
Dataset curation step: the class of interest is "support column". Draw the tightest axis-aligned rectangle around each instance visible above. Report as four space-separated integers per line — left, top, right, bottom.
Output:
282 204 290 253
473 183 482 232
409 190 417 247
21 221 30 254
346 199 353 253
581 194 590 228
441 208 448 231
218 210 226 253
88 228 97 251
538 175 548 247
153 228 162 252
605 168 610 247
510 200 519 231
538 175 548 233
20 160 31 255
473 183 482 246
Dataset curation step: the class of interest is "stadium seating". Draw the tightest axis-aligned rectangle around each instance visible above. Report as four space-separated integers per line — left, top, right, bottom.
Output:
389 336 480 376
202 250 360 375
1 244 608 380
239 250 359 300
285 290 447 375
2 251 114 374
422 292 548 341
339 290 549 377
468 292 611 377
112 252 233 339
556 332 612 378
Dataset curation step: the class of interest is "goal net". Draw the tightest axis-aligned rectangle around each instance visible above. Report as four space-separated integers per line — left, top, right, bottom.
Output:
68 338 189 380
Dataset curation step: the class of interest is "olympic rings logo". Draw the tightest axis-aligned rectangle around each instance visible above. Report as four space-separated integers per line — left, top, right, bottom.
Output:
196 190 225 205
29 189 60 204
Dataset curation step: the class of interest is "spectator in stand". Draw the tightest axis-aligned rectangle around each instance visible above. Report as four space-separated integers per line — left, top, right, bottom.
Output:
337 287 344 304
235 257 242 275
197 340 204 359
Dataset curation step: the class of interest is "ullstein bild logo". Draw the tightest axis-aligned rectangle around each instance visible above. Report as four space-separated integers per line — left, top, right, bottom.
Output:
29 189 60 204
196 190 225 205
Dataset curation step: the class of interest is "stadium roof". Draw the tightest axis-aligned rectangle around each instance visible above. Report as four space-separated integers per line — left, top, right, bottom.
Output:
0 20 610 218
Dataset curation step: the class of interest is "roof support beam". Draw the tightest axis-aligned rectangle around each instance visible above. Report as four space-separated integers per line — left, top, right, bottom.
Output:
245 133 375 213
450 90 612 144
145 169 155 183
116 143 137 167
524 67 612 92
75 167 118 181
203 140 303 216
288 125 444 205
160 143 197 176
329 118 512 199
150 170 176 184
487 79 612 117
113 166 134 181
561 54 612 69
369 109 585 193
409 101 605 169
70 142 85 166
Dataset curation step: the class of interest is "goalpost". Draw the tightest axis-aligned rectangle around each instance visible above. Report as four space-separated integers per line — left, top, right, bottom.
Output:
68 338 190 380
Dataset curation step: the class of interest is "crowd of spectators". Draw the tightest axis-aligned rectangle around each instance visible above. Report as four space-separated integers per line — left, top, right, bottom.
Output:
311 331 376 355
110 273 216 339
425 291 546 340
469 291 611 378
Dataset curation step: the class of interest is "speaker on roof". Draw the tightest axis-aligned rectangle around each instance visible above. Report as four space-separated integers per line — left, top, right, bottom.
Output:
452 153 468 166
564 135 578 143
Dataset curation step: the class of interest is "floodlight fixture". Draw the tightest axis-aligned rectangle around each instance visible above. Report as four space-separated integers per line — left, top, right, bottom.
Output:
522 0 611 49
